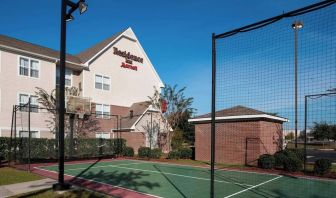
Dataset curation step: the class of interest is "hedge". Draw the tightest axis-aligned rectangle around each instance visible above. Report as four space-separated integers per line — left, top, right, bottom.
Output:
150 148 162 159
179 148 192 159
138 147 151 158
258 154 275 169
138 147 162 159
274 151 287 168
122 147 134 157
167 148 193 160
314 159 332 175
274 149 304 172
0 137 125 162
168 150 180 159
283 155 302 172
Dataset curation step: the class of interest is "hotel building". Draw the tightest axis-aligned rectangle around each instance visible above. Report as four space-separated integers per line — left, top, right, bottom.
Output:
0 27 168 152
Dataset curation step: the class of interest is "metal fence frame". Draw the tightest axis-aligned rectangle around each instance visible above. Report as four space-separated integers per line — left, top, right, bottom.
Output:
210 1 336 197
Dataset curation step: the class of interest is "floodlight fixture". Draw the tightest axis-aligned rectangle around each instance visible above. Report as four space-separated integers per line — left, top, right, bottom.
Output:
66 14 74 22
79 0 88 14
292 21 304 30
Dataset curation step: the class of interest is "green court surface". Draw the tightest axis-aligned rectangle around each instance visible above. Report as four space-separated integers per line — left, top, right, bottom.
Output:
39 160 336 198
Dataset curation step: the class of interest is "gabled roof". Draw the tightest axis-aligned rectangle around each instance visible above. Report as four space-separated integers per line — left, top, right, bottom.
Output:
189 105 288 123
119 101 151 130
0 28 164 87
76 29 125 63
0 34 82 64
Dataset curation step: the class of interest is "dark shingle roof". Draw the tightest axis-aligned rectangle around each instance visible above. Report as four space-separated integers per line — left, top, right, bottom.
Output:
76 30 125 63
0 29 126 65
119 101 151 129
195 105 272 119
0 34 82 64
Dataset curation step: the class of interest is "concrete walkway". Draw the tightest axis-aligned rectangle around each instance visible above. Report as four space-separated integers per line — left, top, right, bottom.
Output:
0 178 56 198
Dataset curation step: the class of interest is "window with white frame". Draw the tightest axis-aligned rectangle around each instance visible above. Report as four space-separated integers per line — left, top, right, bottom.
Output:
95 132 110 139
95 103 110 119
19 57 40 78
19 130 38 138
19 94 38 112
56 67 72 87
95 74 110 91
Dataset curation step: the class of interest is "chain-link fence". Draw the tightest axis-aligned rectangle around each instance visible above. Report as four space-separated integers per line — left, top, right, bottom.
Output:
208 0 336 197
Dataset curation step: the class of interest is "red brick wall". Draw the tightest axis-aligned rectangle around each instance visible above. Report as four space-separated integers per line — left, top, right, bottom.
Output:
259 121 283 154
195 120 283 165
120 132 146 154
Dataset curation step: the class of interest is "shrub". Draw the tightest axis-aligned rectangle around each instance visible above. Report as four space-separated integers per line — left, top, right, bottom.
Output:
274 150 287 168
150 148 162 159
285 148 305 162
0 137 10 162
171 130 184 150
283 152 303 172
168 150 180 159
274 148 304 172
0 137 126 162
122 147 134 157
314 159 332 175
179 148 192 159
138 147 151 158
258 154 275 169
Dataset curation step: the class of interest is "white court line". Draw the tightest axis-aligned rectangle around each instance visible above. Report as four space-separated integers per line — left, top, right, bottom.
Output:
38 159 117 169
125 159 281 176
34 167 163 198
64 163 254 187
64 162 143 171
224 175 283 198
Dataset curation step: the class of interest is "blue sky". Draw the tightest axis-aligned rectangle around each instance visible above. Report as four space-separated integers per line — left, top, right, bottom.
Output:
0 0 321 115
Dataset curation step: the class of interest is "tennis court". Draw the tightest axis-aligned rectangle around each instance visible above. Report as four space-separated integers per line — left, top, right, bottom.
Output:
34 159 336 198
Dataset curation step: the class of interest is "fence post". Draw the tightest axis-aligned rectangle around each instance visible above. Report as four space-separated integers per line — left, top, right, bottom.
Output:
210 33 217 198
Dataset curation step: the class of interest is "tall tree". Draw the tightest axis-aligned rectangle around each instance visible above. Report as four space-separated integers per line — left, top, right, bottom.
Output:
149 84 195 148
311 122 331 141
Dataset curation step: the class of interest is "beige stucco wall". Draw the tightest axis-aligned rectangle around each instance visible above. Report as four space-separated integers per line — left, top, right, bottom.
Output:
82 30 163 108
0 50 56 138
134 111 169 150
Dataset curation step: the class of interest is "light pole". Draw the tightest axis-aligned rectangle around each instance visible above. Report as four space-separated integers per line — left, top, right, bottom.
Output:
292 21 303 149
53 0 88 191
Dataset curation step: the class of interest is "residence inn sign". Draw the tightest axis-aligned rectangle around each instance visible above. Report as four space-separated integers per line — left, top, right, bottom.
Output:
113 47 143 71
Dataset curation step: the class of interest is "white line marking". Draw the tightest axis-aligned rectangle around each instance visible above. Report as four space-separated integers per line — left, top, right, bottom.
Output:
34 167 163 198
224 176 283 198
126 159 280 176
64 162 143 171
67 163 253 187
38 159 124 169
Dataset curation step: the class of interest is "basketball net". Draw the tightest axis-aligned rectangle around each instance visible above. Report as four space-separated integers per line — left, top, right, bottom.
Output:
77 107 85 119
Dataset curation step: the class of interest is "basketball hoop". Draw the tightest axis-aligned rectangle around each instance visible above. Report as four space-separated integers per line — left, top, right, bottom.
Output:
66 96 91 119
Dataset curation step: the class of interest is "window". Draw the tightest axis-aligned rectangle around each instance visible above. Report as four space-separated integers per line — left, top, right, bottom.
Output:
56 67 72 86
95 103 110 119
19 130 38 138
95 74 110 91
19 57 40 78
95 132 110 139
19 94 38 112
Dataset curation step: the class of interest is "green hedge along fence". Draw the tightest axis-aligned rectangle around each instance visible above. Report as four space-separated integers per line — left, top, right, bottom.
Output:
0 137 126 163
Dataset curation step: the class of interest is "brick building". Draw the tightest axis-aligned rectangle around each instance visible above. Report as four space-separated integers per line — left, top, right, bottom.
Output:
189 106 288 165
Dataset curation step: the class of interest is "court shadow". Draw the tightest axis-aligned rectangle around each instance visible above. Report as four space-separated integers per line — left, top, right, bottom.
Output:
70 168 161 196
153 164 188 198
70 158 101 182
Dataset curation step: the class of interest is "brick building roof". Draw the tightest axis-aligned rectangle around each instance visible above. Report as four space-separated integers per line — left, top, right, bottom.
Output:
189 105 288 123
